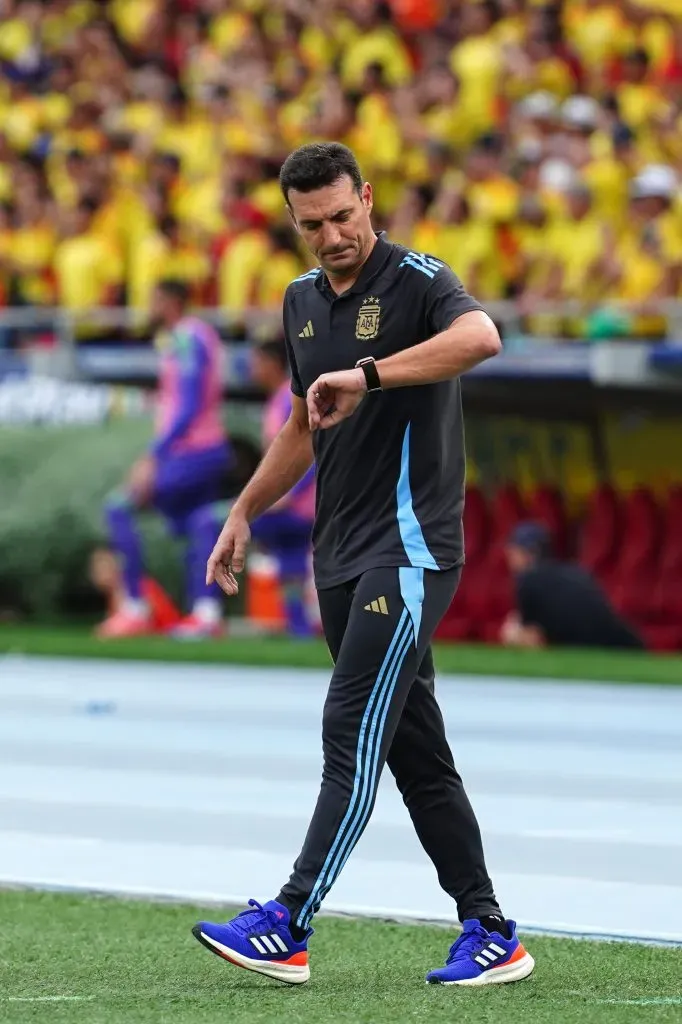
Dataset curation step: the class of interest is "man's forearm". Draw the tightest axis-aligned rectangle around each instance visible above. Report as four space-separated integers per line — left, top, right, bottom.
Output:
375 310 501 389
233 417 314 522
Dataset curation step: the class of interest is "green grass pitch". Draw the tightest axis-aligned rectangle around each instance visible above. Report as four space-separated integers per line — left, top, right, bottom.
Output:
1 891 681 1023
2 625 682 684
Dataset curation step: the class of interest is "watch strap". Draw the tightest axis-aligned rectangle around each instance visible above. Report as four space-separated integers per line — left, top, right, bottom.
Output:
355 356 382 393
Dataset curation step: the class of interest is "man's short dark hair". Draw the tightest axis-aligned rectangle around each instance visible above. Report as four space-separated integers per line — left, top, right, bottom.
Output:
156 278 190 306
77 196 100 216
154 152 182 174
279 142 363 204
509 521 552 559
256 339 288 372
159 214 179 239
625 47 649 67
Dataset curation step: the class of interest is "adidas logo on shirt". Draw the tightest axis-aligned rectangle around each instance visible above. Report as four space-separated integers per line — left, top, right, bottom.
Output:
473 941 508 967
298 320 314 338
249 933 289 955
364 596 389 615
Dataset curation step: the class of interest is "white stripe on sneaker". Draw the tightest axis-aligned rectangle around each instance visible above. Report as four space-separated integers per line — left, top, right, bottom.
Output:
250 936 267 954
271 934 288 953
474 956 490 967
480 950 497 961
488 943 507 956
260 935 277 954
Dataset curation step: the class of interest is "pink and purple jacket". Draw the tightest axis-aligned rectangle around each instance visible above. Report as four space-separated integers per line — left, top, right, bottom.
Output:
264 380 315 521
154 316 227 459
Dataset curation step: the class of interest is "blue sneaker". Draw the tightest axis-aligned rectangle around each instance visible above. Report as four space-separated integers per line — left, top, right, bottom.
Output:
426 919 534 986
192 899 312 985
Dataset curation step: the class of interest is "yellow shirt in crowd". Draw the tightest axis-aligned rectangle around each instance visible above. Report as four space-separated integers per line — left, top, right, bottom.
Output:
217 231 270 314
615 213 682 301
53 233 123 311
128 231 210 311
450 33 501 136
10 224 56 304
416 218 496 295
548 214 606 299
258 251 305 308
341 27 412 89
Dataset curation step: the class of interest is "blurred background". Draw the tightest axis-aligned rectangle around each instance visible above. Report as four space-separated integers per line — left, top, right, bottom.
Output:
0 0 681 651
1 0 682 953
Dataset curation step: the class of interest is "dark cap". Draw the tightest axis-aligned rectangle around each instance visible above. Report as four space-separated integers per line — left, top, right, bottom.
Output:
508 521 551 556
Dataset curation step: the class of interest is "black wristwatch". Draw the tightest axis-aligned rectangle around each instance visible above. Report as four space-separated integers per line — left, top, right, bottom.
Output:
355 356 383 393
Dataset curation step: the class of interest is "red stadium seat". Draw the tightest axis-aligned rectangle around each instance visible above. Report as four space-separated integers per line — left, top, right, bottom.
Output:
435 568 476 641
641 625 682 652
489 484 527 545
462 485 491 566
435 486 490 641
664 485 682 542
467 542 515 641
608 488 661 622
449 486 525 644
527 486 569 557
577 484 622 585
648 487 682 649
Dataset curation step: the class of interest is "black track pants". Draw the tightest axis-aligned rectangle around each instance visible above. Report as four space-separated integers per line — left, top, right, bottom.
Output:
277 565 500 931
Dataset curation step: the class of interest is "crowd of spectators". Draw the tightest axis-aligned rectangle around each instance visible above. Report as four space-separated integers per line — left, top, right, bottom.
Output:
0 0 681 338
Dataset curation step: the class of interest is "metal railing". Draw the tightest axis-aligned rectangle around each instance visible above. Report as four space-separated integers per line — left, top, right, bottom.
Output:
1 301 681 382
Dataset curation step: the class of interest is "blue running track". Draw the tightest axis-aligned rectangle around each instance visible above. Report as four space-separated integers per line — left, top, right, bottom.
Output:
0 655 681 943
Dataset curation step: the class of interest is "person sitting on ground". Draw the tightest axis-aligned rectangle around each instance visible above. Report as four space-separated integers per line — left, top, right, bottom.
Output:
501 521 644 649
89 546 182 634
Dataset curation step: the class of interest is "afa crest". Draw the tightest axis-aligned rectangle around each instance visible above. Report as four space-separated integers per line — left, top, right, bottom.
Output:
355 296 381 340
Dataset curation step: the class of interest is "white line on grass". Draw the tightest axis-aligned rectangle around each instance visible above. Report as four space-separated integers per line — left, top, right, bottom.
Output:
596 998 682 1006
7 996 94 1003
571 994 682 1007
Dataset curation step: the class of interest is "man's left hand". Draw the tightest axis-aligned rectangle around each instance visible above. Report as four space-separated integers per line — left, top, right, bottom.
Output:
306 368 367 431
128 455 156 505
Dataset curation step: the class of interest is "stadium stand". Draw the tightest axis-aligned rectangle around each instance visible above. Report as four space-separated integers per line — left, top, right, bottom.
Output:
0 0 680 332
1 0 681 649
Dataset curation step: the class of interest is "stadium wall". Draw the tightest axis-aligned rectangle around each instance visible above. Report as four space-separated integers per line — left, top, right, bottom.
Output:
2 411 682 621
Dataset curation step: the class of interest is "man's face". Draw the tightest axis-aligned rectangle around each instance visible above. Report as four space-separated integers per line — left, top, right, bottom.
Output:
150 288 176 328
568 191 591 219
633 195 667 221
426 67 457 105
623 55 647 84
287 176 375 278
506 544 534 574
72 207 92 236
466 149 498 182
251 350 282 393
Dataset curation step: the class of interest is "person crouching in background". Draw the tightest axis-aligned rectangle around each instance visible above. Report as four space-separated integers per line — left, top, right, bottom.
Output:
501 522 644 650
98 279 231 639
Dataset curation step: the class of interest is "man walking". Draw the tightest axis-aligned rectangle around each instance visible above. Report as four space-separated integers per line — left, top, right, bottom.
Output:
193 143 534 988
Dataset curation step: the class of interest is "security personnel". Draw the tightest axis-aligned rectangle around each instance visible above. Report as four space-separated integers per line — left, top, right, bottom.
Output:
195 143 535 990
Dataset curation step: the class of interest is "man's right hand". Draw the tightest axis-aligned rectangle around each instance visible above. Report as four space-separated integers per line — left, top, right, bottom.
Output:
206 509 251 596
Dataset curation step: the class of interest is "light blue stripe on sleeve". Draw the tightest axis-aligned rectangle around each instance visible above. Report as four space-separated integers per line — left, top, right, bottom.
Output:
396 423 439 571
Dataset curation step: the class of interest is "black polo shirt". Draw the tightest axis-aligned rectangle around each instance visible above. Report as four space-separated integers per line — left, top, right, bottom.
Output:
517 561 644 649
282 233 484 590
